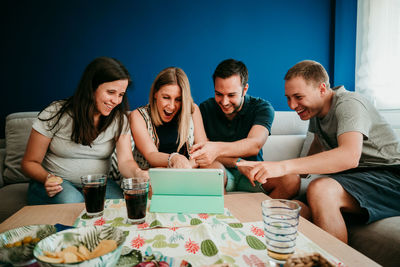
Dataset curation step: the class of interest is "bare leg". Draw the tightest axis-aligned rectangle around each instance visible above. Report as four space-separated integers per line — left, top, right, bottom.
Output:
261 174 300 199
202 161 227 194
292 200 312 220
307 177 364 243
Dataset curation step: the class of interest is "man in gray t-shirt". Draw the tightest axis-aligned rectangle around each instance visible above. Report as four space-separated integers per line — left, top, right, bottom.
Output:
238 60 400 244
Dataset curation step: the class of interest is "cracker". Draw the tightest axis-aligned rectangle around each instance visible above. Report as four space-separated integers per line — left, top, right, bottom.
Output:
63 251 79 263
37 255 63 263
90 240 117 258
47 176 63 184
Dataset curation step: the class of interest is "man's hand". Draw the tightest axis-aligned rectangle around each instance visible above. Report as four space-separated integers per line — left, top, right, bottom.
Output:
236 159 256 187
190 142 220 167
236 161 287 184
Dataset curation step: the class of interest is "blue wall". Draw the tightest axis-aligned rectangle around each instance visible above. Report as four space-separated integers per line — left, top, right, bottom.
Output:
1 0 356 138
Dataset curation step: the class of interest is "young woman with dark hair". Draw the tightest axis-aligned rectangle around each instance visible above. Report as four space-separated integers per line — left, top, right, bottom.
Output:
21 57 146 205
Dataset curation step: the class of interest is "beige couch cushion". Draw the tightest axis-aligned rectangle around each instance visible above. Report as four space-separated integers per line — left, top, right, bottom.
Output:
3 112 38 184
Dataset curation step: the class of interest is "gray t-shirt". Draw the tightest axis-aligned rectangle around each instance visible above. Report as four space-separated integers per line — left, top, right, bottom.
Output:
309 86 400 167
33 101 130 185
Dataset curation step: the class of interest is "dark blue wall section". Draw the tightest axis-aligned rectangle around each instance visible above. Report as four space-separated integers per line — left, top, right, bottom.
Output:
1 0 357 138
333 0 358 90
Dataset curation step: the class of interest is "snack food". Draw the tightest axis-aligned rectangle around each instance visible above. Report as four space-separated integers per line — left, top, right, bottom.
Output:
4 236 40 248
38 240 117 263
47 176 63 184
283 252 335 267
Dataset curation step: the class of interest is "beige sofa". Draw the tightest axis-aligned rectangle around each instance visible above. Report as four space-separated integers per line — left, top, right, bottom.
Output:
1 111 399 266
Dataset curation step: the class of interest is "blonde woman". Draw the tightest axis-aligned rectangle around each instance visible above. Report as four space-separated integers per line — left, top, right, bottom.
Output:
130 67 207 169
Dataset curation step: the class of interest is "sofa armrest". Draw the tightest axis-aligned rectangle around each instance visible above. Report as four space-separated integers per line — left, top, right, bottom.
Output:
0 148 5 188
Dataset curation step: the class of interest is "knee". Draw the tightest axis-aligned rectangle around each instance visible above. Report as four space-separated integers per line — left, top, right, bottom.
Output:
283 174 301 194
54 188 84 204
307 177 338 203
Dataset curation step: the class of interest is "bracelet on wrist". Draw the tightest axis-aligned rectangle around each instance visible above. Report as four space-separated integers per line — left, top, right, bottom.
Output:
235 158 242 169
168 152 180 168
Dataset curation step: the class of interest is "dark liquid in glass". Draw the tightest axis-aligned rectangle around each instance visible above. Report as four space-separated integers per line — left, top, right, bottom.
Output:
125 191 148 219
83 183 106 213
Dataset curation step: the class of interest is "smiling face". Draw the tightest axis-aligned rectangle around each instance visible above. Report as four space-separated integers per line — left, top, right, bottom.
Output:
94 79 128 118
154 84 182 123
284 76 329 120
214 74 248 120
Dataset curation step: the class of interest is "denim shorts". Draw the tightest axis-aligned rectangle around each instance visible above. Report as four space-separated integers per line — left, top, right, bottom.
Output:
329 165 400 223
225 167 266 193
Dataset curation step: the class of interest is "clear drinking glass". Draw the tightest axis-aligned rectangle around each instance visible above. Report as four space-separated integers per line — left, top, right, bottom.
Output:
262 199 301 262
122 177 149 224
80 174 107 218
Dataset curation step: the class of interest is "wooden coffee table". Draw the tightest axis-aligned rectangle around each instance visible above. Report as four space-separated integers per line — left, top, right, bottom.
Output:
0 193 379 266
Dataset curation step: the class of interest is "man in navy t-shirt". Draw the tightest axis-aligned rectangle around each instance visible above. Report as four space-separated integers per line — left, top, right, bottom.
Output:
191 59 300 198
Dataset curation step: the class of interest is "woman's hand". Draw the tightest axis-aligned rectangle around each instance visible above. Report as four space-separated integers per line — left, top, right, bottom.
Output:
44 175 63 197
134 169 150 181
170 154 192 169
189 158 198 169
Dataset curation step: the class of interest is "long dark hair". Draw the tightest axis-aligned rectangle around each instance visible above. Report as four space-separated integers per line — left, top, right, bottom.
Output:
40 57 132 146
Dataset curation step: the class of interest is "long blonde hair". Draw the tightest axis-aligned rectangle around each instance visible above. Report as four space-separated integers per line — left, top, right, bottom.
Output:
149 67 194 152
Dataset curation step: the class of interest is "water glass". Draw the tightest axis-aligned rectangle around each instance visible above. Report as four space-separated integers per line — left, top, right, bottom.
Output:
262 199 301 262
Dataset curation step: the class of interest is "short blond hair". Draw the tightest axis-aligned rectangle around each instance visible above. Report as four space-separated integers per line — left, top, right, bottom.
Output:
149 67 194 152
284 60 330 89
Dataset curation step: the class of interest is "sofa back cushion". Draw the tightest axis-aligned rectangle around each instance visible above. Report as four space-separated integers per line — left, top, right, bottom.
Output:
3 112 38 184
262 111 309 161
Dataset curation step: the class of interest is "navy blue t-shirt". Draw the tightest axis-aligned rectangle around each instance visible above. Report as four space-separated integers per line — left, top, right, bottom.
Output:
200 95 274 161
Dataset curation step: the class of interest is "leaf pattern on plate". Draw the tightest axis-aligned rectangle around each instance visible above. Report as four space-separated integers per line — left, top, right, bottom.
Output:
0 224 56 265
33 226 126 267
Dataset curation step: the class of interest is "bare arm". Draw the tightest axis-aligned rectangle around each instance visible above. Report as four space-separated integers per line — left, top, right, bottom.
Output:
129 109 191 168
189 104 208 168
192 104 208 144
115 133 148 179
21 129 52 183
238 131 363 183
191 124 269 167
21 129 63 197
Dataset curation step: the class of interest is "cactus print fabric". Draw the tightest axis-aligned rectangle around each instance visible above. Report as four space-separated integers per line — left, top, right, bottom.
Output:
73 199 344 267
74 199 239 229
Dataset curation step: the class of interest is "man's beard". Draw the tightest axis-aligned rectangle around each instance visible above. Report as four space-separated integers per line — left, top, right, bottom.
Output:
228 95 244 115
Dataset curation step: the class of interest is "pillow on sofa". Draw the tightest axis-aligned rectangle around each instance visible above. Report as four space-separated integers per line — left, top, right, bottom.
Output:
3 112 38 184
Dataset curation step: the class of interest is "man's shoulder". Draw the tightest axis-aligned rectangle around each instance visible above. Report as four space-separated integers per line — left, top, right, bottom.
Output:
335 86 366 103
199 98 216 112
244 95 274 112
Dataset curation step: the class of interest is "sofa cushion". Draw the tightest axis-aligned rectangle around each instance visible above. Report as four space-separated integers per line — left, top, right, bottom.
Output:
0 148 5 187
263 135 306 161
348 216 400 267
3 112 38 184
270 111 309 135
0 183 29 223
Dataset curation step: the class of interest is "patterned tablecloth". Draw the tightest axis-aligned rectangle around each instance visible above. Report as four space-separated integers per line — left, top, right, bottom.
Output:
73 199 345 267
